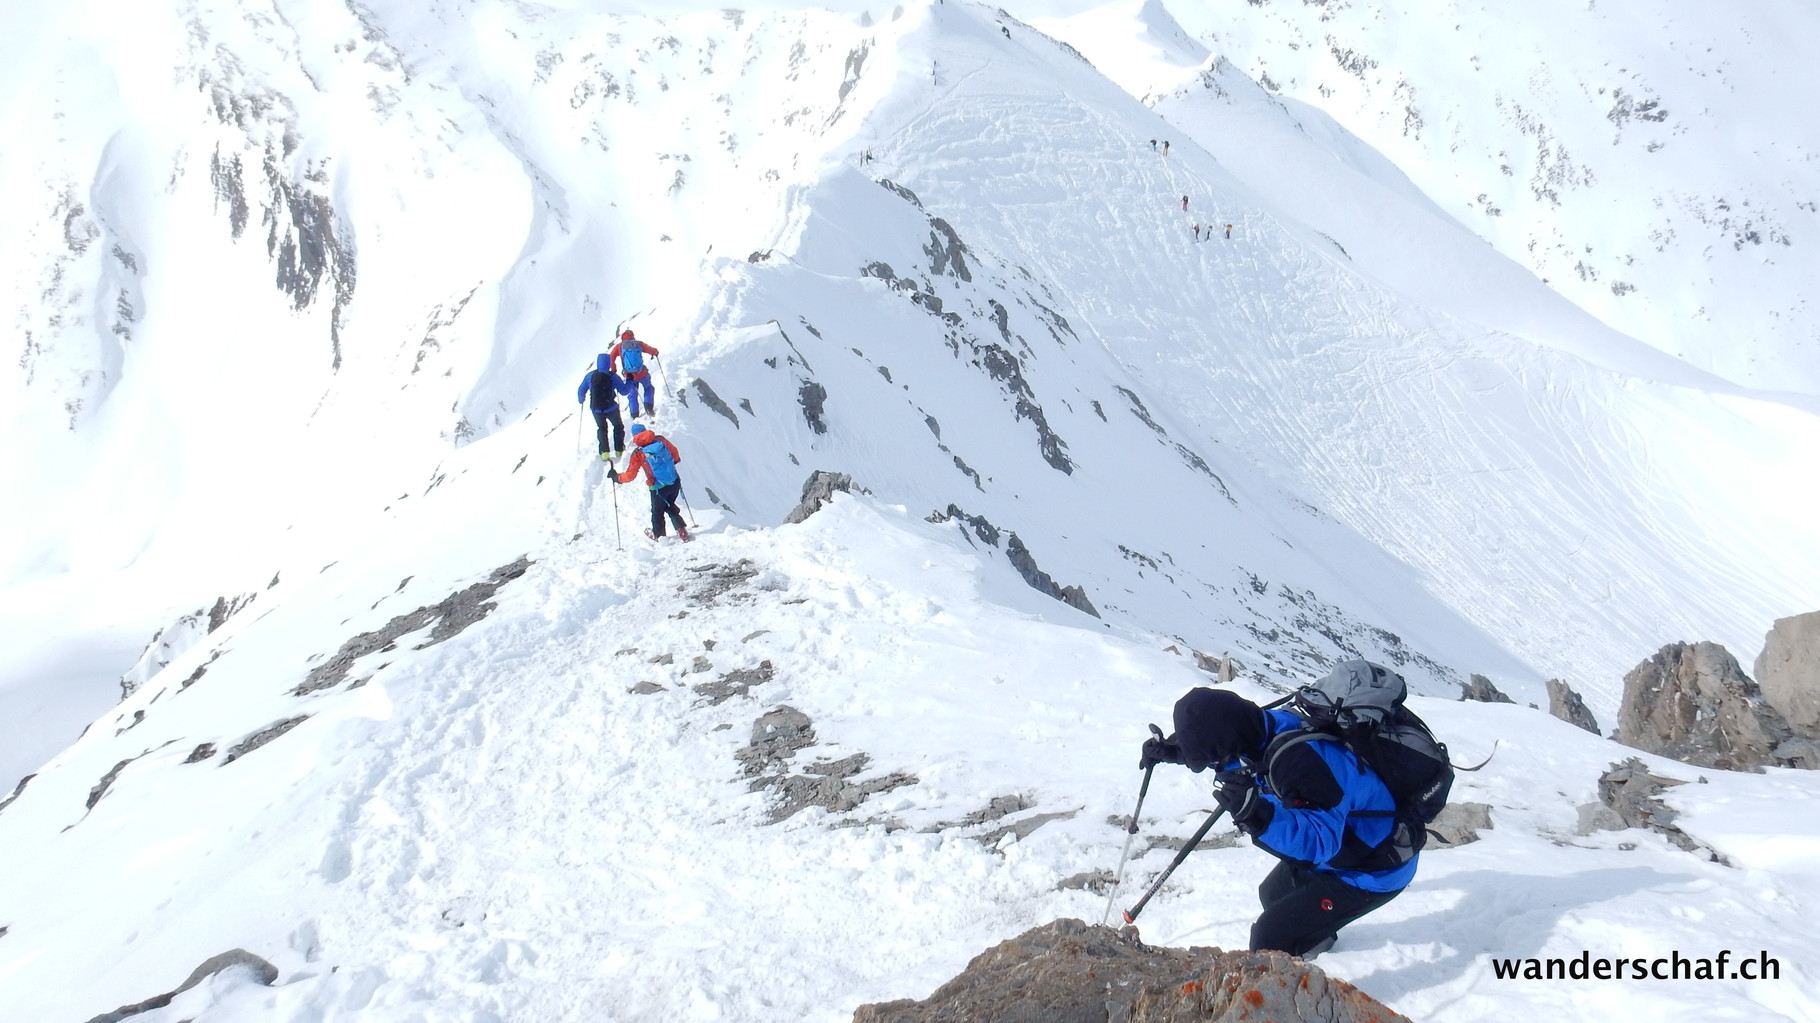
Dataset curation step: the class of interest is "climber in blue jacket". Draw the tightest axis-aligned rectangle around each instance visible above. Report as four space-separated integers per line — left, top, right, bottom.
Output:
1140 688 1416 957
576 354 629 459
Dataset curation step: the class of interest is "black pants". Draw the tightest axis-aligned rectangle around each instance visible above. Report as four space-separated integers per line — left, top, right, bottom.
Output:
1249 859 1403 957
648 481 686 536
592 407 625 454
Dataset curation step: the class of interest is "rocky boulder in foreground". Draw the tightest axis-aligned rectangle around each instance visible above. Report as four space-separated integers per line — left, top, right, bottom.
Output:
852 918 1410 1023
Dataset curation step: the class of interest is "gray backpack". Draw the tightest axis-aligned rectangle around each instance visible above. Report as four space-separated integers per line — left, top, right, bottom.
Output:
1264 660 1455 871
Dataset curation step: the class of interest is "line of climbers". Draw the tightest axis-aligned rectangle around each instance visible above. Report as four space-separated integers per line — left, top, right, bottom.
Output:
1151 139 1234 242
576 328 689 543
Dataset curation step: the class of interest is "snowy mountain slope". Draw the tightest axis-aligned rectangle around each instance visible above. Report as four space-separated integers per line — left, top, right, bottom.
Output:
2 419 1817 1021
0 2 1819 1021
665 1 1820 709
4 0 1818 785
0 0 899 783
1075 0 1820 398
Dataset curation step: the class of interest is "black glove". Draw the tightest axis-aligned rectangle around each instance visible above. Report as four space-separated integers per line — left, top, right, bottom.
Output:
1214 769 1273 832
1139 735 1183 770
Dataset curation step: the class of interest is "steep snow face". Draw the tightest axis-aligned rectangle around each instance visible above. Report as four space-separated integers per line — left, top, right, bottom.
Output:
1097 0 1820 398
5 0 1818 771
673 1 1820 709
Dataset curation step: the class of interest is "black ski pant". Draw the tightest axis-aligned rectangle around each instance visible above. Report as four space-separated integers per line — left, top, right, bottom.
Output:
592 406 625 454
648 481 686 536
1249 859 1404 957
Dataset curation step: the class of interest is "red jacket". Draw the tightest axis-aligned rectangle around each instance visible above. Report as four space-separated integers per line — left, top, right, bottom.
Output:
610 340 660 378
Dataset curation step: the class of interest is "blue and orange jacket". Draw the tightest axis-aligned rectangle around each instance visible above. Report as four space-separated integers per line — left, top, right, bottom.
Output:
614 431 682 487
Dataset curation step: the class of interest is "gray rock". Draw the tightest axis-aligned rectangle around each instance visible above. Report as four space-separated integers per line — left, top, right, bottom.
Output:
1427 801 1493 847
1575 801 1627 835
85 949 278 1023
1614 641 1801 771
295 557 531 695
1596 758 1723 861
783 470 863 525
690 378 741 428
1005 533 1100 618
1755 610 1820 738
1460 674 1515 704
1546 678 1602 734
851 918 1413 1023
1055 869 1114 893
735 706 915 823
692 661 775 706
736 706 816 777
797 380 829 434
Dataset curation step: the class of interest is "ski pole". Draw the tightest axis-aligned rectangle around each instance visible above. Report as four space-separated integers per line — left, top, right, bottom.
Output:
1122 807 1227 926
653 353 669 406
1101 724 1164 926
608 459 623 550
679 487 698 527
577 405 586 454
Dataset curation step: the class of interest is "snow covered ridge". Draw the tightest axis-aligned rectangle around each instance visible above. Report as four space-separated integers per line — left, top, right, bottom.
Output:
2 2 1819 1016
4 483 1819 1023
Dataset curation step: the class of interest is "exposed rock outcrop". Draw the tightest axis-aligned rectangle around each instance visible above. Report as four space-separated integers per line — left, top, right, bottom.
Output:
293 557 531 696
1614 641 1809 771
1460 673 1514 703
783 470 864 525
1427 801 1493 847
1596 758 1722 861
852 918 1411 1023
736 705 915 823
84 949 278 1023
1546 678 1602 735
1755 610 1820 738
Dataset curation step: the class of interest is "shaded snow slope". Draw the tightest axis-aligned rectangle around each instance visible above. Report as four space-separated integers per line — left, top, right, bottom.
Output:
3 0 1817 779
1070 0 1820 397
669 1 1820 711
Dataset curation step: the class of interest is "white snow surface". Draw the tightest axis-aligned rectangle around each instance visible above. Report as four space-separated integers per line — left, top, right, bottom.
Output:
2 0 1819 1020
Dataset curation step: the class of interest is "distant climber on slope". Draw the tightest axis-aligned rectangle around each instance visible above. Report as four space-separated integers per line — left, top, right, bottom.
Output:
576 354 629 459
610 329 662 418
613 424 689 542
1138 687 1418 958
1181 195 1189 211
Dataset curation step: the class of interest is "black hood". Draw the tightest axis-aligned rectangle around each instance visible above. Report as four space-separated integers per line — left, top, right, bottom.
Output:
1172 688 1266 772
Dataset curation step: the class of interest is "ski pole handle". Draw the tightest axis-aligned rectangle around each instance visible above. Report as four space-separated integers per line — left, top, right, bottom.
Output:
1127 724 1163 835
1122 807 1227 925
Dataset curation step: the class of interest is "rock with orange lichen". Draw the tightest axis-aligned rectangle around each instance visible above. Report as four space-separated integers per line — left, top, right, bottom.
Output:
851 917 1412 1023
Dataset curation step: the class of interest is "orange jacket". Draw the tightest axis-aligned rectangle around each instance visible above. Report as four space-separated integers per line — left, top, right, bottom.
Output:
614 434 681 487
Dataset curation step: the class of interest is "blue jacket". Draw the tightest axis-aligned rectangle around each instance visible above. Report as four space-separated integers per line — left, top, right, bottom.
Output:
1238 710 1418 892
577 355 628 410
